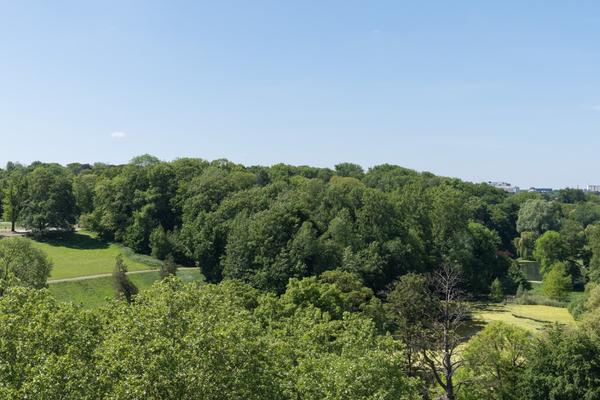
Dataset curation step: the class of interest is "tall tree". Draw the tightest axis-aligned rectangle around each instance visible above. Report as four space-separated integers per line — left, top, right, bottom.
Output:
533 231 568 275
334 162 365 180
159 254 178 279
516 199 560 235
2 166 27 232
421 264 469 400
112 255 138 303
588 224 600 283
386 273 435 375
72 173 98 215
458 322 531 400
557 188 586 204
542 262 572 301
520 327 600 400
20 165 76 233
514 231 537 260
0 237 53 296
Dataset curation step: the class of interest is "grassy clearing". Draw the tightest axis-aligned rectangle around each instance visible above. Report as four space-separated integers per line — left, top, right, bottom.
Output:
31 231 153 279
471 302 576 333
521 282 586 308
48 268 204 308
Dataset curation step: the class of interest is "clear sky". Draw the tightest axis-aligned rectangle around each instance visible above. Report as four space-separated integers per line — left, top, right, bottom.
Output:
1 1 599 188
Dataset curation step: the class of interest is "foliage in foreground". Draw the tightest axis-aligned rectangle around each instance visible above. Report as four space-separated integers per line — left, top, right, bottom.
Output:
0 237 52 295
0 278 419 400
458 321 600 400
2 271 600 399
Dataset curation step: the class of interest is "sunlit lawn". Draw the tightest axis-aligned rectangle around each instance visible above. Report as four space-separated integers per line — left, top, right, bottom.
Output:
472 302 576 333
48 268 204 308
31 231 152 279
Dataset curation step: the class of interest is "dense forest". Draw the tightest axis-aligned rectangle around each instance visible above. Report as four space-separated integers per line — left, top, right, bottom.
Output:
2 155 600 399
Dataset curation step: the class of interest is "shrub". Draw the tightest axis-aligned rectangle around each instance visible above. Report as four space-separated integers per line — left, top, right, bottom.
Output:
490 278 504 302
568 294 587 320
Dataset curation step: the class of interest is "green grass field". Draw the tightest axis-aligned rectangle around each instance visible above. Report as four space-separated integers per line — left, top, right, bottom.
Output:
472 302 575 333
31 231 154 279
528 281 586 303
49 268 204 308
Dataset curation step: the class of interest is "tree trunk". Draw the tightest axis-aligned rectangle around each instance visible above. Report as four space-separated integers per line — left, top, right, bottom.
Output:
445 374 455 400
443 336 455 400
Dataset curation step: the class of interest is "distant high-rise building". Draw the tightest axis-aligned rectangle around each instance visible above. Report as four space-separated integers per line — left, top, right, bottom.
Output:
588 185 600 193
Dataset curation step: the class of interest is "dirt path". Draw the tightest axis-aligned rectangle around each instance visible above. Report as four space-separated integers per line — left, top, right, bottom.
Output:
0 226 83 237
0 230 27 237
48 269 156 284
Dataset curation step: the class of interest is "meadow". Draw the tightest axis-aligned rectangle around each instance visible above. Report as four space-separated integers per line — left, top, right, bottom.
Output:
32 231 156 279
49 268 204 308
472 302 575 332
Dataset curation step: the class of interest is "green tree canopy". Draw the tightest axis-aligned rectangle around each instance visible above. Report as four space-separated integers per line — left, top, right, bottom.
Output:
458 321 532 400
20 165 76 233
542 262 572 301
533 231 568 275
0 237 52 295
0 278 421 399
520 327 600 400
516 199 560 235
557 188 586 204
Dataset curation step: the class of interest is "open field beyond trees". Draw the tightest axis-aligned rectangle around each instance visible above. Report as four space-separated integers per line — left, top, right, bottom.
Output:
472 303 575 333
31 231 155 279
49 268 204 308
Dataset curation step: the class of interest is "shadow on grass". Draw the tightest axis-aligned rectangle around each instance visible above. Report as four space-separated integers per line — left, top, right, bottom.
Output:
35 232 110 250
460 302 508 340
460 319 487 340
471 303 506 313
511 313 555 326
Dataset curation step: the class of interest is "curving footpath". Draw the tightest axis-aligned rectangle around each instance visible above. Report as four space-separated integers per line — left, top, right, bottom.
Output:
48 269 156 284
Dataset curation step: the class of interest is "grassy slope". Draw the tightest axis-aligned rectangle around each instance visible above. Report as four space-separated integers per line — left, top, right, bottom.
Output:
31 231 152 279
472 303 575 333
49 268 204 308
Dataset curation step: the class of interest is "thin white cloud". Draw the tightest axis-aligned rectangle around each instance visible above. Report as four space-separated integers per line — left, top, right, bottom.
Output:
592 105 600 112
110 131 127 139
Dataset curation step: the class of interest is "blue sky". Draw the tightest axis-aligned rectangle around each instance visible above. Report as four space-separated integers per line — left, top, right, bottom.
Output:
1 1 599 188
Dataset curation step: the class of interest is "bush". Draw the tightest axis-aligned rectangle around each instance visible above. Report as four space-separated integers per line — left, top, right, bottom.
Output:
568 294 587 320
490 278 504 302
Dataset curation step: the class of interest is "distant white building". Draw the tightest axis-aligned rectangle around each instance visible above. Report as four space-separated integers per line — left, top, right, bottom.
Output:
588 185 600 193
488 181 520 193
528 187 553 194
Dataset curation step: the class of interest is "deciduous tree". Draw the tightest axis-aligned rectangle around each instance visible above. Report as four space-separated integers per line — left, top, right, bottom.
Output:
112 255 138 303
